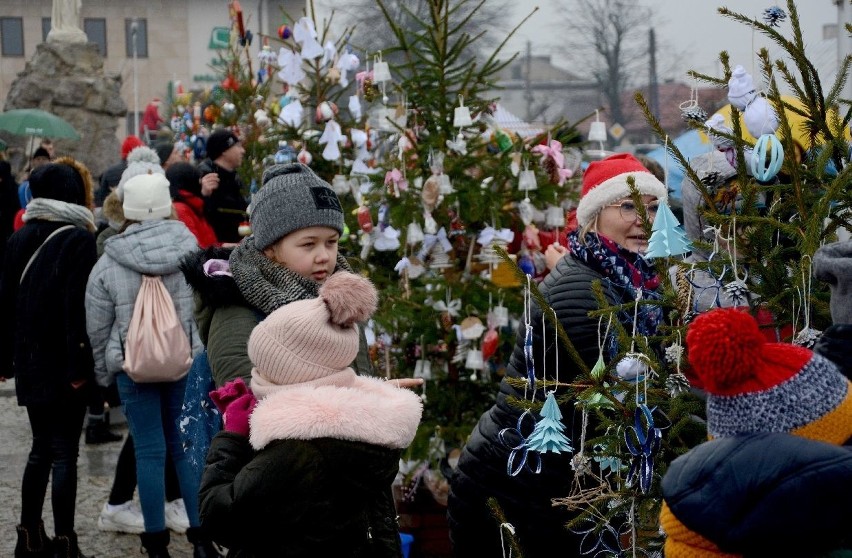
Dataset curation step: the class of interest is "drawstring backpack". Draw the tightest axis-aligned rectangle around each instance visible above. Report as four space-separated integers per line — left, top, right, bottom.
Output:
122 275 192 383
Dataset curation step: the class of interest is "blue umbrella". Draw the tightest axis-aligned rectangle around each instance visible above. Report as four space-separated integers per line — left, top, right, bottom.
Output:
645 130 713 202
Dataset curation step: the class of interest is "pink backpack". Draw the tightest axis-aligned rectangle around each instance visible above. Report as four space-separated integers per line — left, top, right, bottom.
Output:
122 275 192 383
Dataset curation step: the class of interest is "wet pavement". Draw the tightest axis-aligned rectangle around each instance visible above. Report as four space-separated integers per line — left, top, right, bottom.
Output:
0 378 197 557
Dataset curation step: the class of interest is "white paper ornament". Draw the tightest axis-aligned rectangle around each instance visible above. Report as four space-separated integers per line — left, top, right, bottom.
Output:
407 222 424 245
490 305 509 328
453 96 473 128
588 121 607 143
331 174 349 196
465 348 484 370
348 95 362 120
372 54 391 82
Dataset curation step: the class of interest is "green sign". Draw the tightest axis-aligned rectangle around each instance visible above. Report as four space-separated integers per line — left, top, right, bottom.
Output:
209 27 230 49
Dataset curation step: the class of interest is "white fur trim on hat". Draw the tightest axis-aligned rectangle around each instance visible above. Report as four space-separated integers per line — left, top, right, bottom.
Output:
575 171 668 228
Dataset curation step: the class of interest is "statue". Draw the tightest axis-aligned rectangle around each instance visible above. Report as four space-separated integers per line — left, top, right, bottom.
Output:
46 0 88 44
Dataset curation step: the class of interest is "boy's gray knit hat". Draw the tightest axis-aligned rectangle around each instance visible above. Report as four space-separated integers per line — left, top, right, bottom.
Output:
249 163 344 250
813 238 852 325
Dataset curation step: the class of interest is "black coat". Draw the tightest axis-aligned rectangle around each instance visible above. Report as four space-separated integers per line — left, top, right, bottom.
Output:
196 160 247 243
814 324 852 380
0 220 97 405
661 432 852 556
447 254 640 558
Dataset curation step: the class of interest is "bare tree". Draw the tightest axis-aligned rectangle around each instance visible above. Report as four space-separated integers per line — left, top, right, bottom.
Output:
557 0 656 126
319 0 514 60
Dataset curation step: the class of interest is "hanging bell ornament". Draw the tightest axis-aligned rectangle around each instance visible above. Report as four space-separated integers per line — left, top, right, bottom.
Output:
465 347 484 371
588 120 607 143
453 95 473 128
372 53 392 82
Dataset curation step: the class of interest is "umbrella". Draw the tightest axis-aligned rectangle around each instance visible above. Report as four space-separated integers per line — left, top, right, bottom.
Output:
645 129 714 202
0 108 80 140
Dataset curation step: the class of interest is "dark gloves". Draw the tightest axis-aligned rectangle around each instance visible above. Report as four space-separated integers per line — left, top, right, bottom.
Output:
209 377 257 437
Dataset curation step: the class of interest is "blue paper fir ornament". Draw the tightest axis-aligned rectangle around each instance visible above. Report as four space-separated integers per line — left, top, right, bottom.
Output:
525 392 574 454
646 200 693 258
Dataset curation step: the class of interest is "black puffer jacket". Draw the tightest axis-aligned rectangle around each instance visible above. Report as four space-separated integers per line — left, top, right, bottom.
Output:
661 432 852 557
447 253 639 558
814 324 852 379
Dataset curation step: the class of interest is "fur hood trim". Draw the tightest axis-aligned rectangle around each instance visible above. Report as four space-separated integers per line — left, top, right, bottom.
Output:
101 190 125 227
249 375 423 451
179 245 246 309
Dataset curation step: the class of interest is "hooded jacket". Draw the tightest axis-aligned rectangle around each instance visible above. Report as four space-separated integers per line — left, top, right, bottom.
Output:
661 432 852 557
199 374 422 557
85 219 202 388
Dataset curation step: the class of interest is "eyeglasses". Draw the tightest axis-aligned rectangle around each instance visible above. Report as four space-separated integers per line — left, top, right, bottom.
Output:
605 201 659 222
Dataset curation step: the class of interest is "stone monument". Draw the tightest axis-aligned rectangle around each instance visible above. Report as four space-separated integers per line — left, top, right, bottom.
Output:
1 0 127 179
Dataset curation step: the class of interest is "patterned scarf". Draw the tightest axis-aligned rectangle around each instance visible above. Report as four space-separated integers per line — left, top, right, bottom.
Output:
568 230 663 338
228 235 353 316
22 198 96 232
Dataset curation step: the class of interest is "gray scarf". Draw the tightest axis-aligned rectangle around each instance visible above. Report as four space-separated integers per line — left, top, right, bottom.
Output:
23 198 96 232
228 235 353 316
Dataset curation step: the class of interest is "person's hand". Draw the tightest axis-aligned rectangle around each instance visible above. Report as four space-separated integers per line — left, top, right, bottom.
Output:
544 242 568 270
386 377 425 390
200 172 219 197
210 378 257 437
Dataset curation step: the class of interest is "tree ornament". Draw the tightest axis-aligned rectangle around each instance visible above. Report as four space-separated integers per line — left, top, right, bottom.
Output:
238 221 252 236
750 133 784 182
763 6 787 27
357 205 373 233
526 392 573 454
296 147 312 165
646 200 693 258
624 404 662 494
277 24 291 40
498 410 542 476
680 105 707 124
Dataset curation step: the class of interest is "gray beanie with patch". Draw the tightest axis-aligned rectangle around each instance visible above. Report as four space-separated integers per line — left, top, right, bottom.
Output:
249 163 344 250
813 238 852 325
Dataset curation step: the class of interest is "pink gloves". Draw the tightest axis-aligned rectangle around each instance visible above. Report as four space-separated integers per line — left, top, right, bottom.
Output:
209 378 257 437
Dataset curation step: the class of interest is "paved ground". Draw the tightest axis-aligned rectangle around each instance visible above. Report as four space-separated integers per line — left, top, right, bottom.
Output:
0 378 197 557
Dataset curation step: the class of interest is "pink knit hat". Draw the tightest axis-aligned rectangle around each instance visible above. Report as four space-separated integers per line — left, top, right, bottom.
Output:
576 152 668 228
248 272 378 398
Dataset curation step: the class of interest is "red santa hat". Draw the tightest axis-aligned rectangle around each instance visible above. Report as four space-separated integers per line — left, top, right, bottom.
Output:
576 153 668 228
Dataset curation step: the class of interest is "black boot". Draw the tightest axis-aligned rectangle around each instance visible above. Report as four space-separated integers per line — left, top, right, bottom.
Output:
140 530 171 558
14 522 53 558
52 532 91 558
84 415 122 445
186 527 223 558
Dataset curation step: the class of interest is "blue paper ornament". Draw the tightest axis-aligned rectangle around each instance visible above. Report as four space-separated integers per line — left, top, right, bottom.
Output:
750 133 784 182
526 392 573 454
645 201 693 258
624 404 662 494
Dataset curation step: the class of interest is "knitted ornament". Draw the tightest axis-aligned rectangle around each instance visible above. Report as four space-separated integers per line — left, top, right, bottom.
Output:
248 272 378 397
686 307 852 443
575 152 668 228
727 65 757 110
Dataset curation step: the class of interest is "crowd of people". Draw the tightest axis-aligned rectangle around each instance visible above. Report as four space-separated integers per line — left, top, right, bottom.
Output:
0 116 850 558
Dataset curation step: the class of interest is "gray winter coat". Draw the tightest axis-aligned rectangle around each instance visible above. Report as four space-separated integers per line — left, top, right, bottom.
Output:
85 219 202 388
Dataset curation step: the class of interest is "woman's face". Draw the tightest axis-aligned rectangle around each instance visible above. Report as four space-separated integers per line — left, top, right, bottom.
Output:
595 195 659 253
262 226 340 283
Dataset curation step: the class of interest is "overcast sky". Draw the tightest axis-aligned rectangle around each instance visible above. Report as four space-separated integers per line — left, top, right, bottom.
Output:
507 0 843 82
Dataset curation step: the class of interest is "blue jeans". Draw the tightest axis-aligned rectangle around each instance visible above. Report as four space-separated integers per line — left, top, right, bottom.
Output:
116 372 200 532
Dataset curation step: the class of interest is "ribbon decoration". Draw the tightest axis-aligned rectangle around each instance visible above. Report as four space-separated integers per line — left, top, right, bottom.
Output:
571 517 631 557
417 227 452 260
531 139 573 185
498 410 542 476
394 257 411 275
477 226 515 246
432 297 461 317
523 324 536 391
624 404 662 494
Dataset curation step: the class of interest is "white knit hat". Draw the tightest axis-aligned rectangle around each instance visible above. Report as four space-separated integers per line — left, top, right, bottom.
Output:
117 146 165 201
248 273 378 398
122 172 172 221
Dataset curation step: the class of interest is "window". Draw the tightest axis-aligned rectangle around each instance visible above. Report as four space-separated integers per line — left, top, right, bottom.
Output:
125 18 147 58
41 18 51 42
1 17 24 57
84 18 107 56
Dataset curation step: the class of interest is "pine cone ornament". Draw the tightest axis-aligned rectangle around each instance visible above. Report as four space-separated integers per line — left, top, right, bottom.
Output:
681 105 708 124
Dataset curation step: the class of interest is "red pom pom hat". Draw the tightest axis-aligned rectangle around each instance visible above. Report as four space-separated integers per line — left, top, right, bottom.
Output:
686 307 852 443
575 152 668 228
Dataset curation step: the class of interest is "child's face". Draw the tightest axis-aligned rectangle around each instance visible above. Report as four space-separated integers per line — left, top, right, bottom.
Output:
262 226 340 283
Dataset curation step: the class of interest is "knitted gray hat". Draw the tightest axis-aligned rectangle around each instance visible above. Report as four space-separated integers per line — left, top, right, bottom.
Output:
813 239 852 325
249 163 344 250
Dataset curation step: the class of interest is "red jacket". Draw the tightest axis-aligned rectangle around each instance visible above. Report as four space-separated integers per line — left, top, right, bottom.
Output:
174 191 219 249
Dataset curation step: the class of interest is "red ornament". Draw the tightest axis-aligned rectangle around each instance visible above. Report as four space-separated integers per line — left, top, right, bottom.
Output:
278 24 291 40
481 328 499 361
221 75 239 91
357 206 373 233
